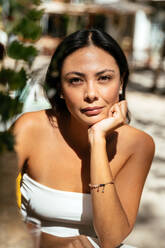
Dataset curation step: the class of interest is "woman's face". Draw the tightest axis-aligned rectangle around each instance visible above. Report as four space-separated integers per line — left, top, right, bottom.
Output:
61 45 122 126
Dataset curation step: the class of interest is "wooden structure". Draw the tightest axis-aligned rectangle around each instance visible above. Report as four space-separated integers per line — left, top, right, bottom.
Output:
39 1 153 16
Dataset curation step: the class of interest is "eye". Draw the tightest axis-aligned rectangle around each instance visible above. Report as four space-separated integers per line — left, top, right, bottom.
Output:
68 77 83 85
98 75 112 82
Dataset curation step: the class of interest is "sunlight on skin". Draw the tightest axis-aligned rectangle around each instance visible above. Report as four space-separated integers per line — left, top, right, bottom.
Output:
61 45 122 128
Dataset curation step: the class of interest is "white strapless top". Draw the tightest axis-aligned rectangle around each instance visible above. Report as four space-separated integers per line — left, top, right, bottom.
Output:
20 173 136 248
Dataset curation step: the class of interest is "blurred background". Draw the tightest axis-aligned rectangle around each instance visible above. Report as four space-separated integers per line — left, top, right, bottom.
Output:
0 0 165 247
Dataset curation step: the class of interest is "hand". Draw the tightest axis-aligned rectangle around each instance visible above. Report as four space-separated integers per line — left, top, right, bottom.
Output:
64 235 95 248
88 100 127 142
41 233 94 248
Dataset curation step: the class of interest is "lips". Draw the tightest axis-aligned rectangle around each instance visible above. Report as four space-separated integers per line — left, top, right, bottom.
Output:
81 106 104 116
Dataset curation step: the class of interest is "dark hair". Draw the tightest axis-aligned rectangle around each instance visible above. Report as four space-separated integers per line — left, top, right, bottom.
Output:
46 29 130 118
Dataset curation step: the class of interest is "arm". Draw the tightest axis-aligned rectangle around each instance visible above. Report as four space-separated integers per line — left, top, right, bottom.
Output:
13 114 94 248
40 232 94 248
88 101 155 248
12 113 33 172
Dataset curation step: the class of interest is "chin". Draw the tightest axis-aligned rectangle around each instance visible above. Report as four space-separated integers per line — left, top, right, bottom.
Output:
70 108 109 127
79 114 107 127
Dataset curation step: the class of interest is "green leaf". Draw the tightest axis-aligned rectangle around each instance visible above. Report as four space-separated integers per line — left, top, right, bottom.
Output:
7 40 38 64
27 9 44 21
0 68 27 90
16 0 41 6
13 17 42 40
0 0 42 154
32 0 41 5
0 93 23 122
0 131 14 153
0 68 14 85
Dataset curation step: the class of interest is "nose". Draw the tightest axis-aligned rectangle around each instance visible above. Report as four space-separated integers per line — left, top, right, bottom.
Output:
84 81 98 103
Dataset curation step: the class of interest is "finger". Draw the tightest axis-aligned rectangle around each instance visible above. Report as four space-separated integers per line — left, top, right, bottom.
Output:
108 108 113 117
119 100 127 122
79 235 95 248
110 103 122 118
109 103 117 116
115 103 123 119
72 239 83 248
110 103 126 126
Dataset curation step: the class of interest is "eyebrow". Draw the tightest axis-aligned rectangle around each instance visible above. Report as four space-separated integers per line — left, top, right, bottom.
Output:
64 69 115 78
64 72 85 78
96 69 115 76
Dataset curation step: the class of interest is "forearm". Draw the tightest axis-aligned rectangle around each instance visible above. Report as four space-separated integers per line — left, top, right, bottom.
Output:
90 135 130 248
40 232 74 248
40 232 95 248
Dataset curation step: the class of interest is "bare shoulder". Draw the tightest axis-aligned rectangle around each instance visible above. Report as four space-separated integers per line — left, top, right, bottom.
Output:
12 110 52 169
13 110 49 135
118 124 155 161
12 110 52 150
126 124 154 150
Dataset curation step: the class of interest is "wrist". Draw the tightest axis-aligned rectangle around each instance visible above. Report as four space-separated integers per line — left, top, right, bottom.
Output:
89 131 106 146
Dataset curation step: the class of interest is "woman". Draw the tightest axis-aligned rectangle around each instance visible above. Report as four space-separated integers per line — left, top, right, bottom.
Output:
14 29 155 248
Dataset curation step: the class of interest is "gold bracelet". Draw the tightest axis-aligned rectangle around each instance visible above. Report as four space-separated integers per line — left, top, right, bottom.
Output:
89 181 114 193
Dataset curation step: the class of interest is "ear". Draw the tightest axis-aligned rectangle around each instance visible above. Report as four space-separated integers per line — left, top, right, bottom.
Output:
59 88 64 99
119 73 125 94
60 93 64 99
119 80 123 95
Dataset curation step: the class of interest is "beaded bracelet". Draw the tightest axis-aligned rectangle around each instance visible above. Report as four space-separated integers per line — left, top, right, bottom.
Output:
89 181 114 193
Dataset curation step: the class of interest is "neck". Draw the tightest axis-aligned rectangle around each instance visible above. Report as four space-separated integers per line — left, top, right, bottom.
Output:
59 113 90 156
70 116 89 149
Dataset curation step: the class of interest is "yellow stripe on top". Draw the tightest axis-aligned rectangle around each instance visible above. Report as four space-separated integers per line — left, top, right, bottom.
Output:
16 172 22 208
